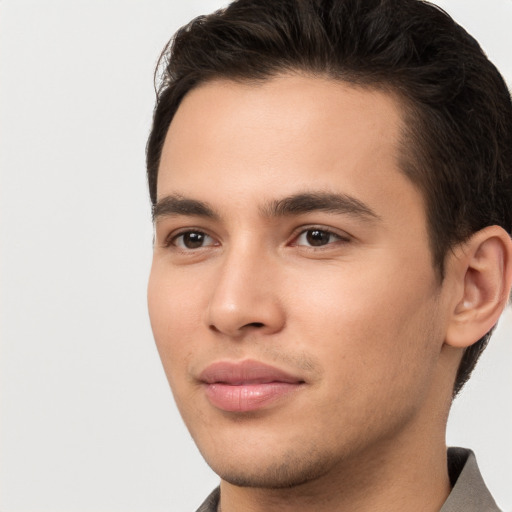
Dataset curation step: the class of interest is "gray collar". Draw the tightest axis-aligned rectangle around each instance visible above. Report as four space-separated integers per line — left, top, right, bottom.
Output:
440 447 500 512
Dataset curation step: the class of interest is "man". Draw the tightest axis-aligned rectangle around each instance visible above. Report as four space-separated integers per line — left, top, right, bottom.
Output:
146 0 512 510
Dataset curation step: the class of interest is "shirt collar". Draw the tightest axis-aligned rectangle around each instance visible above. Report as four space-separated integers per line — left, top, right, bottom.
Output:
440 447 500 512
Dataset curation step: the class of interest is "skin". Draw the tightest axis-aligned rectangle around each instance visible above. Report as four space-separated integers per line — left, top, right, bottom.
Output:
147 75 510 511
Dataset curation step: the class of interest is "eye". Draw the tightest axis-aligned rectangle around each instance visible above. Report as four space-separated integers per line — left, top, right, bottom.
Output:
294 228 345 247
171 230 216 249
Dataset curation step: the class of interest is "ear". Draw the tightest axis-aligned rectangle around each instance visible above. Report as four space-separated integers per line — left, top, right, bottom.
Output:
445 226 512 349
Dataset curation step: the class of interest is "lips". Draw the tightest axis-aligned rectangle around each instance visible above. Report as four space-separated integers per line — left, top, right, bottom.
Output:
198 360 305 412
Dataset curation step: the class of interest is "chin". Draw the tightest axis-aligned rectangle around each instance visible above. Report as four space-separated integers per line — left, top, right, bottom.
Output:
204 445 336 489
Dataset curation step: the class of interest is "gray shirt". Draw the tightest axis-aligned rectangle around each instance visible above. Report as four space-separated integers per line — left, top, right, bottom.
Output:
196 448 500 512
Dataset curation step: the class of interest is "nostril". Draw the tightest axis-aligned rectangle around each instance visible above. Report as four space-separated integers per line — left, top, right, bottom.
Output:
208 321 265 334
246 322 265 328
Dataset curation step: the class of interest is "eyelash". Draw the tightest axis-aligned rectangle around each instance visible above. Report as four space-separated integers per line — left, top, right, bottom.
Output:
164 226 350 251
164 229 217 250
291 226 350 248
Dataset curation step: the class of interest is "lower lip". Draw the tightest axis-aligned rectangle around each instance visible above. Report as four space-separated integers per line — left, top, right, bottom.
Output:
203 382 302 412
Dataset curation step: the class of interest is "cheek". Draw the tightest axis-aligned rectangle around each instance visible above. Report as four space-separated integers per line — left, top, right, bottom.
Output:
147 262 205 382
288 259 440 392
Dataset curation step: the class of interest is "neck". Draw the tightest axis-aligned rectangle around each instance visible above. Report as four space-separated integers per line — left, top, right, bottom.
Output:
219 431 451 512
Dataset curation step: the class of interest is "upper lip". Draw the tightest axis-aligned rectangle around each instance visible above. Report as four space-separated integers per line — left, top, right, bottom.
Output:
198 359 305 385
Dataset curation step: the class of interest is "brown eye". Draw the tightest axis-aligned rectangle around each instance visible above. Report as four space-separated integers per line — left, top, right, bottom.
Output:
305 229 332 246
295 228 341 247
174 231 214 249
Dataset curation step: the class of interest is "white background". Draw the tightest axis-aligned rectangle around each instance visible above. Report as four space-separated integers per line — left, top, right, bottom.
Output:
1 1 511 511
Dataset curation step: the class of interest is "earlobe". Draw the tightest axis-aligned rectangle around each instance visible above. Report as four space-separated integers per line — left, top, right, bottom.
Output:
445 226 512 349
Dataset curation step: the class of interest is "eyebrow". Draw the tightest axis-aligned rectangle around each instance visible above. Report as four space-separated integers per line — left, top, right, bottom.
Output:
152 191 380 223
152 195 219 222
261 192 380 221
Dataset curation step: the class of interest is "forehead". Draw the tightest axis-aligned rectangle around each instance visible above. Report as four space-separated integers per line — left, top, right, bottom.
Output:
157 74 423 223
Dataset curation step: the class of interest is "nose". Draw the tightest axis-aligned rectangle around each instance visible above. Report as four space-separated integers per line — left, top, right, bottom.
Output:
205 247 286 338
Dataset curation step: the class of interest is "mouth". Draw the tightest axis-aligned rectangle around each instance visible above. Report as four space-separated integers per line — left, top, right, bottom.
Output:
198 359 306 412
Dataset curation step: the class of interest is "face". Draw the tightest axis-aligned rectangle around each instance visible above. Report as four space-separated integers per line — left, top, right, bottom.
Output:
148 75 452 488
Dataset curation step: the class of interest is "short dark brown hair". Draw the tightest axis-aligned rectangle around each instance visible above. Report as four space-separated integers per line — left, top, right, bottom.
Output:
146 0 512 395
